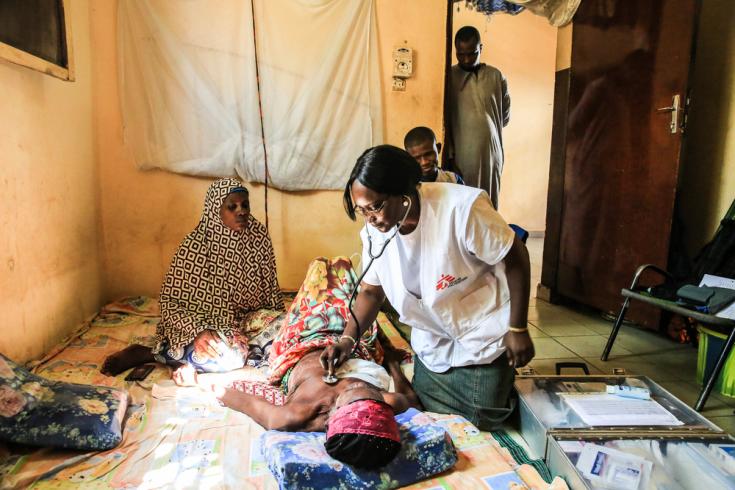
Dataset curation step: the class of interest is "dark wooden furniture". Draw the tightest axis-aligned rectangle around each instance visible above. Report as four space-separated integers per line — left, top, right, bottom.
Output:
540 0 699 330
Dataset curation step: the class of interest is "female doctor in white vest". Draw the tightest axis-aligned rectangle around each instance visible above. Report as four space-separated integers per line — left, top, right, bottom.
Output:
321 145 535 430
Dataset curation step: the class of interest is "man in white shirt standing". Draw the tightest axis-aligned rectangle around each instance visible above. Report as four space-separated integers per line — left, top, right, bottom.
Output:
404 126 464 184
447 26 510 209
322 145 534 430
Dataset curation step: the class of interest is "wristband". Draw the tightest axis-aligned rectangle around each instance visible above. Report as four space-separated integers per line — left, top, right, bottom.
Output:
340 334 357 345
508 326 529 333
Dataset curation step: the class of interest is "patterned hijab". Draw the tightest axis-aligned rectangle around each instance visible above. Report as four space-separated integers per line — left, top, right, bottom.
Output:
155 178 283 358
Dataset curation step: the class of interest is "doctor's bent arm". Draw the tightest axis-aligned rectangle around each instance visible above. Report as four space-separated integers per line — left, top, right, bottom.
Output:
500 235 534 368
463 193 534 368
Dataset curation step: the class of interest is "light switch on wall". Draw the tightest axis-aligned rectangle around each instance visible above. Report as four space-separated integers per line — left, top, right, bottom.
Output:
392 78 406 91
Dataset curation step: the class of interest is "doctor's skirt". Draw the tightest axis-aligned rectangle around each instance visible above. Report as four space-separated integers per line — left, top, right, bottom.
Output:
412 353 515 431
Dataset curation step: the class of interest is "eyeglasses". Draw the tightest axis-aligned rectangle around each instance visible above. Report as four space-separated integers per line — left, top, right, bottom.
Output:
354 198 388 217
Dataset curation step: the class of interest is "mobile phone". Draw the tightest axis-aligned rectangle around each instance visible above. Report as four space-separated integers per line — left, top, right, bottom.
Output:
125 364 155 382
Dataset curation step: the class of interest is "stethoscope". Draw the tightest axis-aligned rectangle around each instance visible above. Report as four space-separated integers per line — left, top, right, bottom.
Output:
348 195 413 341
323 195 412 384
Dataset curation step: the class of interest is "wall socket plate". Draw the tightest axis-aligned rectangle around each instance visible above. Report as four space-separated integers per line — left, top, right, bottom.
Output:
392 77 406 91
392 46 413 78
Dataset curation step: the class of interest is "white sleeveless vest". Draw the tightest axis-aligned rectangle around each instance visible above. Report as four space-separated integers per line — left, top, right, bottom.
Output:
360 183 515 372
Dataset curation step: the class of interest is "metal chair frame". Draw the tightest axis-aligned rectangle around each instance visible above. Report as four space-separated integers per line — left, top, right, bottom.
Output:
601 264 735 411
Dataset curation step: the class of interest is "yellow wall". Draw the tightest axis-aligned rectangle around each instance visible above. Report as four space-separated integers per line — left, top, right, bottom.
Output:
7 2 729 365
91 0 448 297
0 0 103 362
679 0 735 254
555 23 572 71
0 1 557 364
452 7 557 231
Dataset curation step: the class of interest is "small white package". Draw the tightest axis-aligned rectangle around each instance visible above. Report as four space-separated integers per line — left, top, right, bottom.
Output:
575 443 652 489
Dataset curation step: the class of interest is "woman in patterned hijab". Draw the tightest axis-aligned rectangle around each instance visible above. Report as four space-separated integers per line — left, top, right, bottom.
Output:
154 178 284 373
101 179 283 377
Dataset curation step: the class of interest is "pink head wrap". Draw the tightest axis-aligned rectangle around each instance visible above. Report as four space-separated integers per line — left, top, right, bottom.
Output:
326 399 400 442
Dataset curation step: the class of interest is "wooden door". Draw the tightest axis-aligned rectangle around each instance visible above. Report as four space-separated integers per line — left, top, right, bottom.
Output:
542 0 699 329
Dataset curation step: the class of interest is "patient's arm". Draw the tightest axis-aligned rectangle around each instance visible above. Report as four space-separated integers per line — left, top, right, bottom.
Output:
383 392 411 414
384 356 423 411
215 387 320 431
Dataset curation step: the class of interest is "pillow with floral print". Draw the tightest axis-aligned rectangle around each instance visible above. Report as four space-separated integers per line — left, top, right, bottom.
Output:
260 408 457 489
0 353 128 451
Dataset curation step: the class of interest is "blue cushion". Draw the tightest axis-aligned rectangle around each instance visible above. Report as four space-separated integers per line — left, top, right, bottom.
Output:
0 353 128 451
260 408 457 489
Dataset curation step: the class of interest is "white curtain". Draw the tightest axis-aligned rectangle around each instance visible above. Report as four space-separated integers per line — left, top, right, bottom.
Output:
118 0 382 191
508 0 580 26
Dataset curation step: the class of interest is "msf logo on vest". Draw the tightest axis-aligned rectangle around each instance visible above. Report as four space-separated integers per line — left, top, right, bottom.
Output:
435 273 467 291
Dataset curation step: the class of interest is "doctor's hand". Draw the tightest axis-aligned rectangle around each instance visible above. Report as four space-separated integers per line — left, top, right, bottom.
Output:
505 330 535 368
319 338 354 376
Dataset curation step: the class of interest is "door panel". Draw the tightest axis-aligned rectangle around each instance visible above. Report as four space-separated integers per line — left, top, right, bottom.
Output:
551 0 698 328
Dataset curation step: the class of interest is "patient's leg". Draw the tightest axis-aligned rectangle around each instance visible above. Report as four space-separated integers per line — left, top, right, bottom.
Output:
101 344 155 375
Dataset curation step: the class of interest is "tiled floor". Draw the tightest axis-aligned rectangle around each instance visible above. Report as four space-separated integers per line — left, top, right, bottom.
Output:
523 238 735 434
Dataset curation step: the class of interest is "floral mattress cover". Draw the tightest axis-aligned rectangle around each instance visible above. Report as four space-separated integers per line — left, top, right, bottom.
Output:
0 296 567 489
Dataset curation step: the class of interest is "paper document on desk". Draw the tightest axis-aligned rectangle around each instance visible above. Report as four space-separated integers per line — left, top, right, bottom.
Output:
699 274 735 319
560 393 683 426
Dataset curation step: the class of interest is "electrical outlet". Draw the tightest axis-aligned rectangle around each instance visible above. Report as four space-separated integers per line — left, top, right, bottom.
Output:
392 46 413 78
392 77 406 91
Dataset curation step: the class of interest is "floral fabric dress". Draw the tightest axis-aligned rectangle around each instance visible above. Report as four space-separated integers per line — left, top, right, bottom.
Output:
268 256 382 389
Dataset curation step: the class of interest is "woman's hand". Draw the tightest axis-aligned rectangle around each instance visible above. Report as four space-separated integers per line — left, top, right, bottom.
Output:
505 329 535 368
230 332 250 361
319 338 354 375
193 330 225 359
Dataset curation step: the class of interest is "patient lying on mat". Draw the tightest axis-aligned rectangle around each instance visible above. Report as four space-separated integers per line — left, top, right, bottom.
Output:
101 178 284 376
215 343 417 468
179 257 421 469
